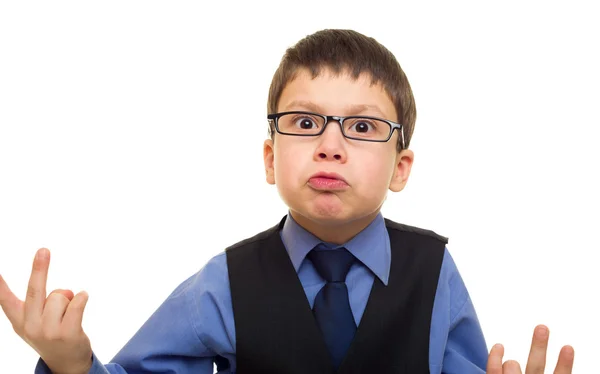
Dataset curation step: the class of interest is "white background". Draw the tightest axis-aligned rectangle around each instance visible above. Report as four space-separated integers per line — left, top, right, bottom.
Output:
1 1 598 373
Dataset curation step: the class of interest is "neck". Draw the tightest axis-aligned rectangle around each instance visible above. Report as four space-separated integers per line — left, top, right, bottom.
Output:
289 209 380 245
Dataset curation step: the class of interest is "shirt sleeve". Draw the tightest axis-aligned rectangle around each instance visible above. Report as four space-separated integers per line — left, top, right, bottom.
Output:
34 253 234 374
35 353 113 374
431 248 488 374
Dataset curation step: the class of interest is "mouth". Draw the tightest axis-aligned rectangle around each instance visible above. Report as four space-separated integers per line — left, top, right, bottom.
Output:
307 172 349 191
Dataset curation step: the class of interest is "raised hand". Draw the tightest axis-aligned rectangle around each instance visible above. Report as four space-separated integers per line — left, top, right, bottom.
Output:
487 325 575 373
0 248 93 374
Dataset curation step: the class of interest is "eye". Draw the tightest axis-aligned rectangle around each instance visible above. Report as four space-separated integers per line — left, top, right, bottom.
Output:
294 116 319 129
348 120 376 133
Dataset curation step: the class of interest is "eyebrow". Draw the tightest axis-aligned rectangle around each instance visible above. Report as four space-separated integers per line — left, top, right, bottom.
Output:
283 100 388 118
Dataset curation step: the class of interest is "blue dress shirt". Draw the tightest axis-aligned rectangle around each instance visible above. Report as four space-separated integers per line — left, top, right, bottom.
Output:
35 212 488 373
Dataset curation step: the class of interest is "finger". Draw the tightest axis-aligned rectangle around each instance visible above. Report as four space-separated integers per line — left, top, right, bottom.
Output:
62 291 89 331
525 325 549 374
0 274 25 326
503 360 523 374
24 248 50 320
553 345 575 374
41 291 71 337
486 343 504 374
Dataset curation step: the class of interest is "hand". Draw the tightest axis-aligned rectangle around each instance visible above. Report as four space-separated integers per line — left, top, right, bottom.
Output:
487 324 575 373
0 248 93 374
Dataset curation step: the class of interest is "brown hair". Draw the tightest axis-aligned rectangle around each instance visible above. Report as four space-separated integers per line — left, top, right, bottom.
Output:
267 29 416 151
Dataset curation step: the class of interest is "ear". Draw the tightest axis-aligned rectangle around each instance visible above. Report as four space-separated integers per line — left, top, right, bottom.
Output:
389 149 414 192
263 139 276 185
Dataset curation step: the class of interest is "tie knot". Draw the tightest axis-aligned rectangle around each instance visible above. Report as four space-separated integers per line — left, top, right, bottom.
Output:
307 245 355 283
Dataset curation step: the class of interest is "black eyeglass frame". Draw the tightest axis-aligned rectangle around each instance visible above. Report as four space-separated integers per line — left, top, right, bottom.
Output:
267 111 406 149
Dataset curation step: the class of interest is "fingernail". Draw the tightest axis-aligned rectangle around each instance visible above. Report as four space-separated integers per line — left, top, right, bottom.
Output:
563 345 575 359
37 248 49 260
537 326 549 338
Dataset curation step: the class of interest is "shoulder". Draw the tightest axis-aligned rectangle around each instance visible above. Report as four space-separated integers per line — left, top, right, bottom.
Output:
225 217 284 253
182 252 230 300
226 226 278 251
185 252 232 322
384 218 449 244
435 248 473 320
176 252 236 354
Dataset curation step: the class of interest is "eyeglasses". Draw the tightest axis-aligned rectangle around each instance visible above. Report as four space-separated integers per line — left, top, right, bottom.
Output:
267 111 405 149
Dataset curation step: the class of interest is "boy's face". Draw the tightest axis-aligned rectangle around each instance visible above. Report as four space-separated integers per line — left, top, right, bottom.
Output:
264 67 414 241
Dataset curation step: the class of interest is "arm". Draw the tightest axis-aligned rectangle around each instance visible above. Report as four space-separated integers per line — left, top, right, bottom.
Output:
443 290 488 373
435 249 575 374
430 248 488 374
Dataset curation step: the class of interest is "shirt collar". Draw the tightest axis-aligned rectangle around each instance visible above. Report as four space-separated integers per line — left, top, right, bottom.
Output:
280 211 391 285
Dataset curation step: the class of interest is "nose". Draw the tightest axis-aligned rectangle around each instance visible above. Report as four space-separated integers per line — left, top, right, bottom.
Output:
314 120 347 162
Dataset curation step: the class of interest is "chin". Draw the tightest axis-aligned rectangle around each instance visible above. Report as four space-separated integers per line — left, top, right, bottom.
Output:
291 200 353 225
283 189 380 224
312 202 347 219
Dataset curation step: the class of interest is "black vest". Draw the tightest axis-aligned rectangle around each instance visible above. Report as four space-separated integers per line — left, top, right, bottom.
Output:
225 216 447 374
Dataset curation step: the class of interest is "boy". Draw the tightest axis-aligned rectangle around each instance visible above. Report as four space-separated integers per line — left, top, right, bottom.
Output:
0 29 574 373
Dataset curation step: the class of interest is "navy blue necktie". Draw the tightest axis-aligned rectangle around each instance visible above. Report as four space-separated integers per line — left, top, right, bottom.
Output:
307 245 357 370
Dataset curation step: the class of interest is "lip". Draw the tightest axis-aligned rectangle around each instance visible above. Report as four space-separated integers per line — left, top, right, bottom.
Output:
309 172 348 183
307 171 349 190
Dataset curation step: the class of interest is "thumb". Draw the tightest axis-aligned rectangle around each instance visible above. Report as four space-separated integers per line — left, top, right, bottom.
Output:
62 291 89 329
0 274 24 327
